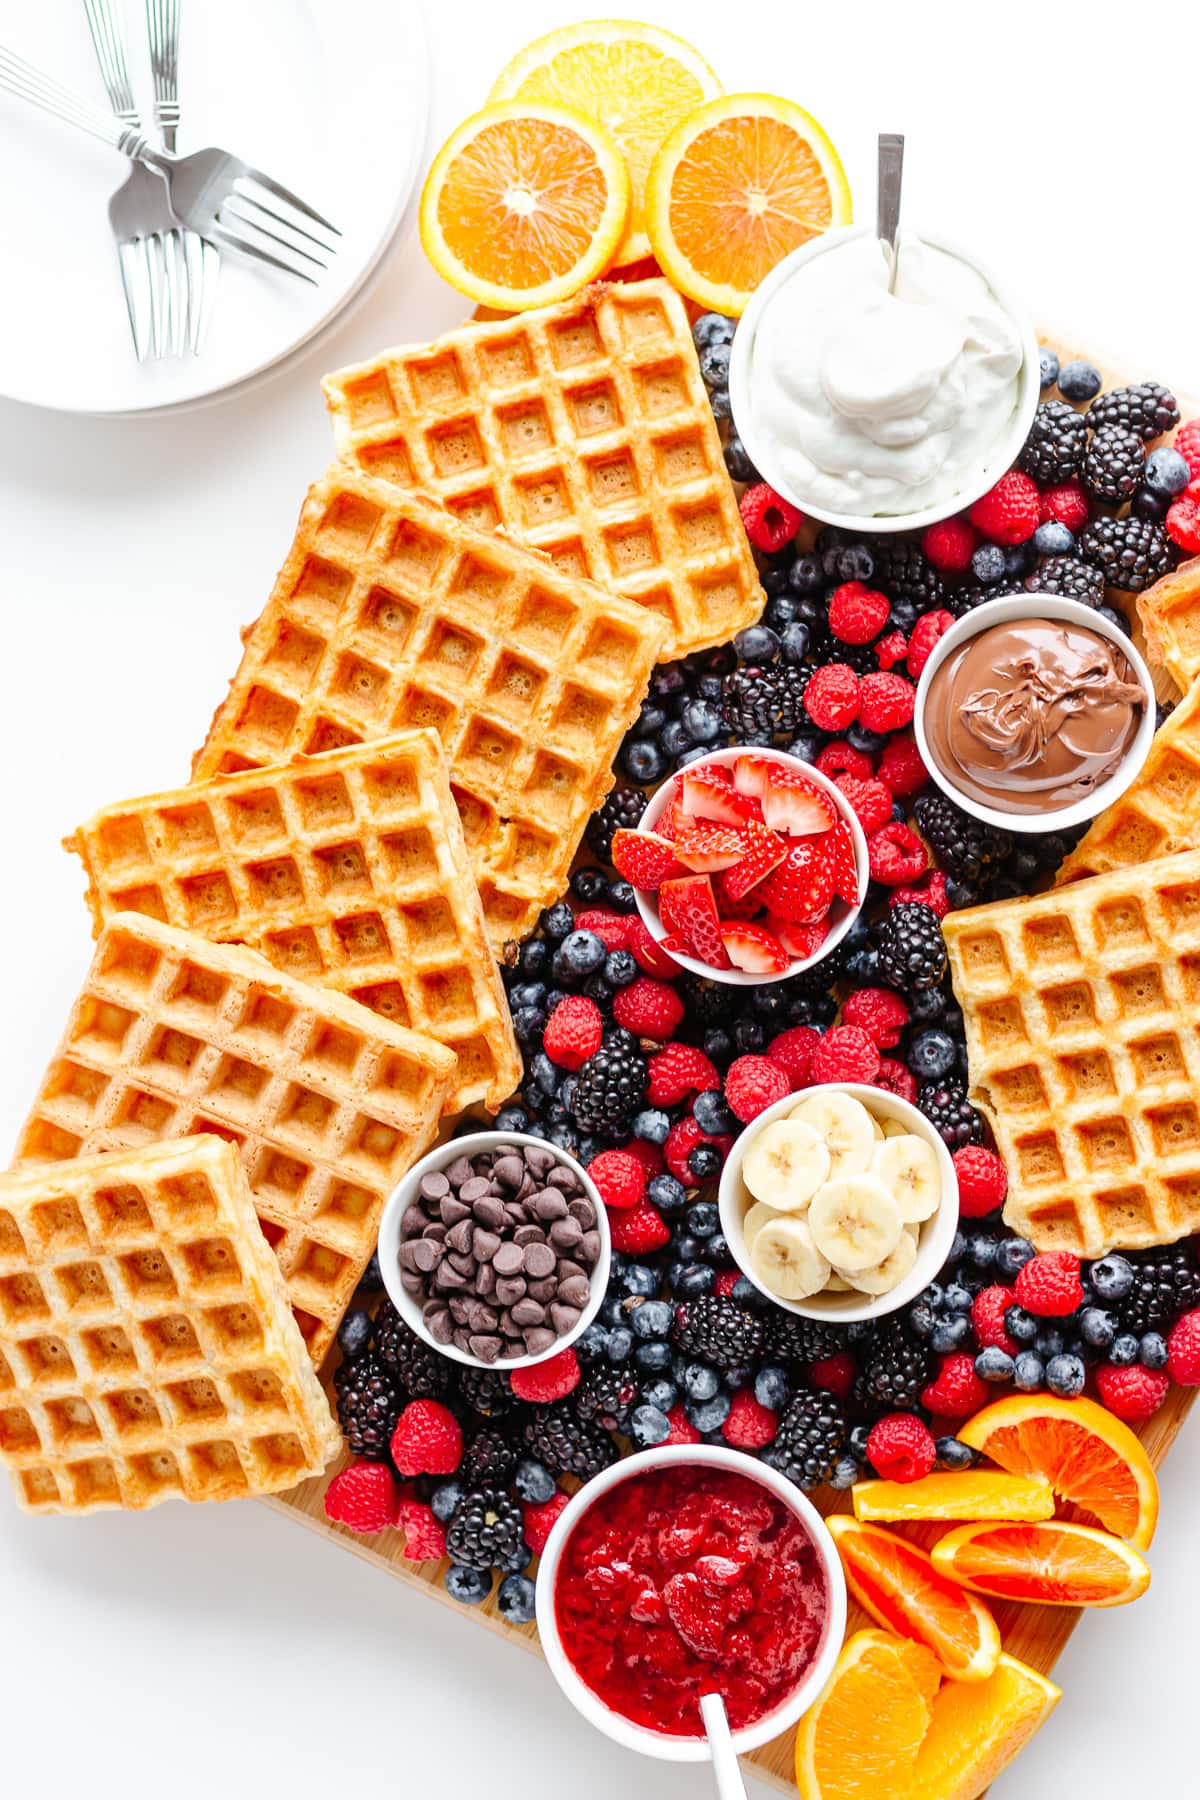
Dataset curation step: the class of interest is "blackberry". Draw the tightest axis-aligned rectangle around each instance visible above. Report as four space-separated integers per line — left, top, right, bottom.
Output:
858 1315 933 1413
867 540 947 627
445 1487 527 1572
767 1314 854 1366
333 1354 403 1460
459 1424 519 1489
1019 400 1087 484
945 583 993 620
373 1299 452 1397
1117 1246 1200 1336
720 663 809 736
913 794 1014 884
873 903 948 993
671 1295 766 1369
1087 381 1180 443
918 1076 985 1149
574 1367 638 1430
768 1390 848 1489
1024 555 1105 607
587 785 645 862
567 1029 648 1136
456 1366 518 1420
1082 424 1144 503
1078 516 1174 591
523 1402 617 1480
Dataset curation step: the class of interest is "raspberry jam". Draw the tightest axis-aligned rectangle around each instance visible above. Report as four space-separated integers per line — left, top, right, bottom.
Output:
554 1464 829 1737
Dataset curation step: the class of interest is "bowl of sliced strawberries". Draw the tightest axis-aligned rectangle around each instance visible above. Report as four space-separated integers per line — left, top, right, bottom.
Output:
614 746 868 985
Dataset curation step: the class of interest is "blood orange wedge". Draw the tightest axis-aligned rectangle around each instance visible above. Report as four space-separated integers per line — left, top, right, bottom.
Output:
827 1516 1000 1682
852 1470 1056 1524
958 1394 1158 1550
931 1519 1152 1608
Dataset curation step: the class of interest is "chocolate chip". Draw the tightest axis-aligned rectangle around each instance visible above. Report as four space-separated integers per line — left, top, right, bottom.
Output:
468 1334 503 1363
492 1242 525 1278
400 1271 424 1296
446 1157 473 1187
550 1303 581 1336
526 1277 558 1303
398 1241 424 1273
448 1296 472 1325
446 1218 474 1255
465 1301 498 1332
474 1262 496 1297
524 1327 557 1356
515 1175 538 1202
493 1154 526 1189
458 1176 491 1204
435 1263 468 1291
511 1298 546 1326
558 1275 591 1308
533 1188 569 1221
439 1195 471 1227
424 1222 447 1243
545 1165 574 1191
568 1198 596 1229
495 1276 527 1306
579 1230 601 1265
420 1170 451 1200
556 1259 586 1283
424 1304 453 1343
472 1228 501 1263
513 1224 545 1246
400 1206 426 1240
472 1197 507 1231
410 1238 443 1273
549 1218 583 1250
523 1241 557 1279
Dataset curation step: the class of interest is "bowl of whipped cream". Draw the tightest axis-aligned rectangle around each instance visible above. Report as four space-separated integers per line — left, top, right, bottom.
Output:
728 223 1040 531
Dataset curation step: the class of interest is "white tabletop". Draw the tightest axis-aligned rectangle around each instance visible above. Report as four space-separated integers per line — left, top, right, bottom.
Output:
2 2 1197 1795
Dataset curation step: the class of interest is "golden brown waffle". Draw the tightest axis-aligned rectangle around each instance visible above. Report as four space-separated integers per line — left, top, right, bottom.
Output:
66 729 519 1113
1058 679 1200 881
1136 556 1200 691
944 849 1200 1256
191 470 666 942
15 915 456 1364
321 279 763 659
0 1136 341 1513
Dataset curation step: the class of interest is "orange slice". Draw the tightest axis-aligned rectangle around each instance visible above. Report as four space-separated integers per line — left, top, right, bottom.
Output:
419 100 631 311
852 1471 1057 1524
906 1653 1061 1800
828 1516 1000 1682
644 93 852 315
488 19 722 265
958 1394 1159 1550
931 1519 1152 1608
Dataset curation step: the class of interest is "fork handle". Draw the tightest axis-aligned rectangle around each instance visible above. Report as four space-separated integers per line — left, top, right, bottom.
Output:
0 45 148 153
82 0 139 125
146 0 179 151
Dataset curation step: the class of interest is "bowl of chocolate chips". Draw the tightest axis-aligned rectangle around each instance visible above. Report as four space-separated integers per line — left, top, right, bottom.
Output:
378 1132 611 1370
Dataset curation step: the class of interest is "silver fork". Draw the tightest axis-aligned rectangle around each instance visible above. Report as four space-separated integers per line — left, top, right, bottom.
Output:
0 45 339 283
146 0 218 353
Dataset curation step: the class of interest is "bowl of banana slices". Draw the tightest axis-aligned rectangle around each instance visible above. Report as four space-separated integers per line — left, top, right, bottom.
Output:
718 1083 959 1323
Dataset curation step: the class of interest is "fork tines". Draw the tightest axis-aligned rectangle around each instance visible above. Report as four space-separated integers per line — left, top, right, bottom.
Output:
214 170 339 283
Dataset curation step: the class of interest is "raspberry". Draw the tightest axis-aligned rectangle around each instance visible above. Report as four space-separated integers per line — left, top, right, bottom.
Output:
324 1461 399 1534
623 1136 665 1180
868 821 928 885
1166 494 1200 553
1176 420 1200 480
811 1024 880 1085
724 1054 791 1123
510 1347 581 1404
858 672 916 735
766 1025 821 1088
921 516 978 575
648 1042 720 1107
713 1268 741 1297
952 1146 1008 1218
607 1195 671 1254
1168 1309 1200 1384
1094 1363 1170 1423
626 914 682 978
612 976 684 1041
971 1284 1019 1355
921 1353 990 1418
804 663 861 731
523 1490 570 1556
873 1058 918 1102
1014 1251 1084 1317
611 829 680 891
572 908 631 950
876 733 929 799
889 871 950 919
586 1148 646 1212
828 581 891 644
808 1353 856 1400
1039 480 1090 533
816 740 874 783
664 1403 702 1445
866 1412 937 1483
874 630 909 671
968 470 1040 545
835 774 893 835
906 609 955 680
389 1399 463 1477
664 1115 732 1186
542 994 604 1070
395 1497 447 1562
739 481 803 553
842 986 909 1050
721 1388 779 1449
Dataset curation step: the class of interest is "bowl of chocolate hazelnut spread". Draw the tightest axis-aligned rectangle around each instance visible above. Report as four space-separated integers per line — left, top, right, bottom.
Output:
914 595 1156 833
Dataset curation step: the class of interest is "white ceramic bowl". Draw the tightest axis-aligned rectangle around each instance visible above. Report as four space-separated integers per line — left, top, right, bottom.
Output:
727 223 1040 532
914 593 1157 836
719 1083 959 1324
534 1444 848 1762
377 1131 610 1371
633 746 868 987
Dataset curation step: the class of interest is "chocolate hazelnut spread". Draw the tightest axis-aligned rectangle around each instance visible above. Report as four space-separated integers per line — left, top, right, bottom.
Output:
924 619 1145 814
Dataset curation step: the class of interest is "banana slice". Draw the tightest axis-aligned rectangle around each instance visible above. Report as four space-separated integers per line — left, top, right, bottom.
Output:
905 1221 922 1242
808 1175 902 1272
870 1115 885 1140
825 1271 854 1292
750 1215 831 1301
742 1119 831 1213
844 1225 919 1296
790 1092 877 1178
871 1133 942 1223
742 1201 778 1250
881 1115 910 1139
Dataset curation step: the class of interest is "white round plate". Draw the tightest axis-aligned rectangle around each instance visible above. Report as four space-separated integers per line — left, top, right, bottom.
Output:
0 0 428 414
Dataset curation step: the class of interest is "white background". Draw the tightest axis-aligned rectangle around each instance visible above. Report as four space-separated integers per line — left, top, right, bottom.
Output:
2 1 1198 1795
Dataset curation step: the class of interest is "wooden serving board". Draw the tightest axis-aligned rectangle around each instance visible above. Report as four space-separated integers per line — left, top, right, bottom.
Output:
268 340 1198 1795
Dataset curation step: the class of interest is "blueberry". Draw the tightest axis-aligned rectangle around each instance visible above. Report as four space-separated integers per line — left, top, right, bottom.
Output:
723 434 758 484
672 1232 702 1262
642 1378 679 1417
608 879 637 912
445 1565 492 1606
848 723 887 756
689 1144 723 1181
673 1263 714 1298
1140 1332 1169 1369
692 311 735 350
936 1436 979 1470
911 1030 964 1084
848 1423 873 1463
994 1237 1036 1281
788 552 825 595
908 1300 937 1340
1013 1351 1045 1392
553 930 607 980
688 1200 720 1239
631 1299 673 1341
683 1360 720 1401
1034 521 1075 556
1038 346 1060 389
518 938 549 978
1139 451 1187 500
571 866 608 904
1031 1327 1064 1360
512 1459 557 1507
633 701 668 740
1096 603 1131 637
430 1480 464 1523
931 1316 974 1354
492 1571 537 1623
730 1276 764 1310
943 1282 973 1314
629 1403 672 1448
779 622 811 665
620 738 666 783
694 1089 736 1136
540 901 575 940
701 1232 732 1268
975 1347 1015 1382
605 1327 634 1364
1045 1353 1086 1398
836 544 875 583
698 340 732 389
620 1262 660 1298
634 1341 673 1378
1109 1332 1139 1366
709 388 732 421
659 718 692 759
632 1107 671 1144
829 1455 860 1490
735 624 782 664
1003 541 1037 580
1057 359 1102 401
575 1322 609 1366
1078 1306 1118 1349
508 980 547 1011
648 1173 688 1215
969 1235 998 1271
605 950 639 989
754 1365 790 1410
786 731 824 765
1004 1305 1038 1344
336 1307 373 1361
530 1053 562 1097
681 699 723 744
1131 485 1169 521
972 544 1007 584
845 945 881 984
686 1393 731 1432
1088 1253 1134 1302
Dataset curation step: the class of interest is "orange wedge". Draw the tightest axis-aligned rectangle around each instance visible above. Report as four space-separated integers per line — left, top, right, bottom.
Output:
852 1471 1057 1524
828 1516 1000 1682
958 1394 1158 1550
906 1653 1061 1800
644 93 851 315
932 1519 1151 1608
419 101 631 311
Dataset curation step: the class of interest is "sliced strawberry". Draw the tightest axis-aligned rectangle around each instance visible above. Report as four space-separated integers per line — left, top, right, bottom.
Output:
713 869 763 920
731 754 776 799
826 820 862 906
720 820 788 902
768 914 831 961
758 838 837 923
655 797 683 842
673 822 747 873
625 914 683 978
761 766 838 836
659 874 731 969
611 828 681 891
680 769 761 828
720 922 791 974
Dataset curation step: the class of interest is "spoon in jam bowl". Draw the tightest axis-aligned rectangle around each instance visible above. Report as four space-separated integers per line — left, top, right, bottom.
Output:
700 1693 749 1799
877 131 905 291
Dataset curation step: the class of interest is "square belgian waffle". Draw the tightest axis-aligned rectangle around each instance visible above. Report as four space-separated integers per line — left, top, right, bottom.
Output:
1057 677 1200 881
1136 555 1200 690
943 848 1200 1257
0 1136 341 1513
191 470 667 943
14 914 456 1364
65 728 519 1114
320 279 763 659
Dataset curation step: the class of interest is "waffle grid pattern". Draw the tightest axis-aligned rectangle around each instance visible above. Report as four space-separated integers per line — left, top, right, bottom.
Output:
67 730 518 1112
1137 556 1200 692
0 1137 340 1513
1059 678 1200 881
321 279 763 659
15 915 456 1364
944 849 1200 1256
